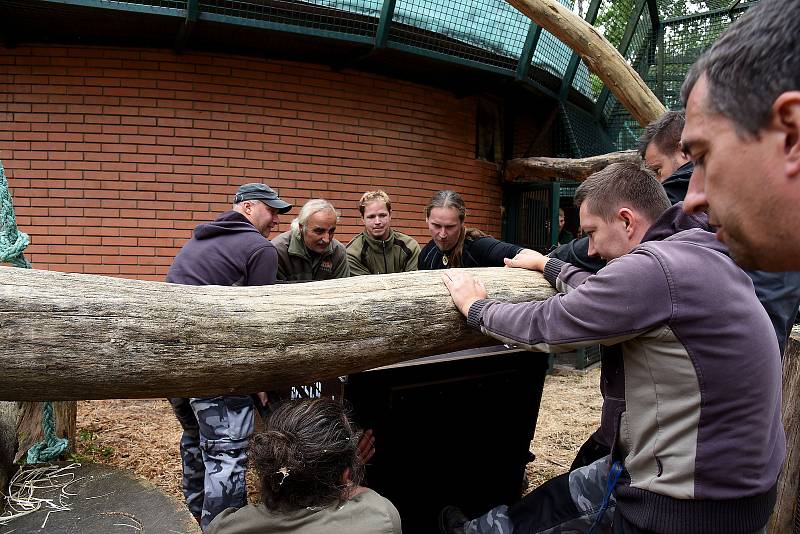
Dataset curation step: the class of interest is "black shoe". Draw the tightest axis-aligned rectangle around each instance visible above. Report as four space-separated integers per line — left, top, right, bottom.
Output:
438 505 468 534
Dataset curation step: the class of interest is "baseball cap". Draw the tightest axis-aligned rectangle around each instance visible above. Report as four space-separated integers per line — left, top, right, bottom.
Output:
233 183 293 214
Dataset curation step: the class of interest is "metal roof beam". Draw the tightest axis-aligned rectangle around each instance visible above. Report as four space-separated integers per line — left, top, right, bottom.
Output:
514 22 542 82
374 0 397 49
594 0 647 119
174 0 199 55
558 0 602 100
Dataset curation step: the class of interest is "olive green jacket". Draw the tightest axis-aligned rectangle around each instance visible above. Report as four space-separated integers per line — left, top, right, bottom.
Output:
346 229 420 275
272 229 350 282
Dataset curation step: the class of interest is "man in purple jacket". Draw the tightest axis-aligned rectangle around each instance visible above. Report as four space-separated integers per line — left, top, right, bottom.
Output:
440 163 784 533
166 182 292 529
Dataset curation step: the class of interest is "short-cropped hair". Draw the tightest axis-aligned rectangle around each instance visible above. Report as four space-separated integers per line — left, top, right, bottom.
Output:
575 162 670 224
358 190 391 216
637 110 685 159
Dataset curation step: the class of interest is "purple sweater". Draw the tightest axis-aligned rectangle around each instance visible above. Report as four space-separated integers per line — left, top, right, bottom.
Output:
166 211 278 286
468 206 785 533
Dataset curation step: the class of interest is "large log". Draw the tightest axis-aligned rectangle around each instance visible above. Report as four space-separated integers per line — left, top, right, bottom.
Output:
769 326 800 533
504 150 640 183
0 267 555 401
506 0 666 126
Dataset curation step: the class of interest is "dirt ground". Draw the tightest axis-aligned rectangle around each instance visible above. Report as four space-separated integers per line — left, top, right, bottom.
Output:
74 366 602 501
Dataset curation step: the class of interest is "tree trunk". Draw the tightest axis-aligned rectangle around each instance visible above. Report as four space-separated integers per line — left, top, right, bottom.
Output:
769 326 800 533
14 401 77 463
505 0 665 126
504 150 640 183
0 267 555 401
0 402 17 512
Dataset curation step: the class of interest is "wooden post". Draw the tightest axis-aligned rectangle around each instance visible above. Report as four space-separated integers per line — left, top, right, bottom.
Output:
0 267 556 401
504 0 666 126
0 402 17 512
770 326 800 533
0 401 76 512
504 150 640 183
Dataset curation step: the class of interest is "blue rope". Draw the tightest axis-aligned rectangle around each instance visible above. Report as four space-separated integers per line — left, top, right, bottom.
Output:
25 402 68 464
1 160 67 463
587 460 623 534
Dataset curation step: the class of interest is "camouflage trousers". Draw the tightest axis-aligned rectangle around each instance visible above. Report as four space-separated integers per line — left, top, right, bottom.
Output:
464 456 616 534
169 395 255 531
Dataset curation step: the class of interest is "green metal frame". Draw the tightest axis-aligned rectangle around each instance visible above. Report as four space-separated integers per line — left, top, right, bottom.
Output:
558 0 601 100
515 22 542 81
41 0 183 16
174 0 199 54
198 11 375 45
374 0 397 49
595 0 648 119
549 181 561 246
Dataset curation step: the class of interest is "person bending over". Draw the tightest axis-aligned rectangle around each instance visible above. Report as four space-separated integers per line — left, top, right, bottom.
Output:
208 398 401 534
419 190 526 269
441 162 783 534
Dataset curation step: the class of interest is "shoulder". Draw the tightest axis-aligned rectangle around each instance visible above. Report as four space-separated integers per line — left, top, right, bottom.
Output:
206 504 272 534
271 231 291 248
392 231 420 249
331 239 348 261
350 489 402 533
347 232 366 249
418 240 440 269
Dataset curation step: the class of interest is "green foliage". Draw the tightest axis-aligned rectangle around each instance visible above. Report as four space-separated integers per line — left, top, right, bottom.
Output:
72 426 115 463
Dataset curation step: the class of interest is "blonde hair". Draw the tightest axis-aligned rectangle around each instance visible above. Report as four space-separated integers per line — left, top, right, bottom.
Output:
358 190 391 216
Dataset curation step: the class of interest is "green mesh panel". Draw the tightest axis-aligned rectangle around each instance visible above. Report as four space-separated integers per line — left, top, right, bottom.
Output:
555 103 615 158
387 0 531 70
527 0 575 79
199 0 383 37
653 3 752 110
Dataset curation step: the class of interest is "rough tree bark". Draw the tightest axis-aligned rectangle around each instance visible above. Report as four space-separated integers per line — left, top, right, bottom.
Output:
505 0 666 126
0 402 16 512
769 326 800 533
504 150 640 183
0 267 556 401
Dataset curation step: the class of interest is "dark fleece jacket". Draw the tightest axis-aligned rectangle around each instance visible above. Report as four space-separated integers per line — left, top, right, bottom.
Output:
166 210 278 286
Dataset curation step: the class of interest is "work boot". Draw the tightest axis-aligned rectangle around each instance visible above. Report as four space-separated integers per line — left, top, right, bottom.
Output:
438 505 468 534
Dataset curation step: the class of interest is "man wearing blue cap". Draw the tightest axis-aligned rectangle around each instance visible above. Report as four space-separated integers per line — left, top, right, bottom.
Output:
166 182 292 529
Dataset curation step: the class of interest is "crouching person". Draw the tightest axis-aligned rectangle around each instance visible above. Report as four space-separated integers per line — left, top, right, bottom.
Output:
440 163 784 534
207 398 402 534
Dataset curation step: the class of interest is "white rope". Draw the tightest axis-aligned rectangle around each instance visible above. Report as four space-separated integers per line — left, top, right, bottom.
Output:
0 463 81 526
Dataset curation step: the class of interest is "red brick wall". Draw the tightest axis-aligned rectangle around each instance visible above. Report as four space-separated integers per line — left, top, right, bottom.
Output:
0 45 505 280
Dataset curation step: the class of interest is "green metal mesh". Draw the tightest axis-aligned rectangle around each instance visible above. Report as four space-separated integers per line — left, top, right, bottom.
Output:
601 1 654 148
527 0 575 79
13 0 764 155
653 3 752 110
199 0 383 38
388 0 531 71
555 103 615 158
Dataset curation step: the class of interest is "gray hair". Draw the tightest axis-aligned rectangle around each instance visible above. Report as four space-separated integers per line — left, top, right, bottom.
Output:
575 162 670 224
681 0 800 137
291 199 338 233
636 110 685 158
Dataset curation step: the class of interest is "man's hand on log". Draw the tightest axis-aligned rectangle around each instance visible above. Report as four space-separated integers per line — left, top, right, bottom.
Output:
442 270 487 317
504 249 547 271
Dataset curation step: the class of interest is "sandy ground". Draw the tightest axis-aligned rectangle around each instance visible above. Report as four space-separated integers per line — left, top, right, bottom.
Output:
74 367 602 501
